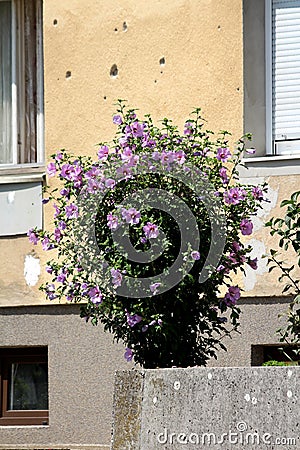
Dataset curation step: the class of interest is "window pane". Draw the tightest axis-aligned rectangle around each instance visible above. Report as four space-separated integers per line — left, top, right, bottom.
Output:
9 362 48 410
0 1 12 164
22 0 38 164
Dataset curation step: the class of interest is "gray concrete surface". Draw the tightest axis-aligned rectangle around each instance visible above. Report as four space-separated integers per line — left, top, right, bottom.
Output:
112 367 299 449
0 305 130 449
208 295 292 367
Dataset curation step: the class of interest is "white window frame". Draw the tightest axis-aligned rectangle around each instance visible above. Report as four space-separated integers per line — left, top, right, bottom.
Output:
0 0 44 170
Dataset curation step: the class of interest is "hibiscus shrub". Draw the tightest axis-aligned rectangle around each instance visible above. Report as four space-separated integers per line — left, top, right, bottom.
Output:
28 101 267 368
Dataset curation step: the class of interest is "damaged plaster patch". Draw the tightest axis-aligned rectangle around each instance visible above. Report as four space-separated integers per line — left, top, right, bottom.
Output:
240 178 279 231
7 191 15 204
24 254 40 286
253 184 278 231
243 239 268 291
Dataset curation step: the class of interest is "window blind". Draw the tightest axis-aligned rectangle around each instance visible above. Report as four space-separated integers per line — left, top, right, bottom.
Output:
273 0 300 147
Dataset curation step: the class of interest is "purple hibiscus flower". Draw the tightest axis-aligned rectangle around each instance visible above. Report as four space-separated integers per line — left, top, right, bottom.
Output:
184 121 194 136
58 220 67 230
126 311 142 327
86 178 102 194
216 147 231 162
150 282 161 295
65 204 79 219
113 114 123 125
53 204 60 218
97 145 109 160
224 286 241 306
46 284 57 300
27 228 39 245
248 257 258 270
111 268 123 288
126 121 145 138
60 163 82 183
120 148 133 161
124 347 133 362
143 222 159 239
42 237 54 251
105 178 116 189
219 167 229 184
45 266 53 274
47 162 57 177
54 227 62 242
224 187 247 205
117 164 133 179
85 166 101 180
56 269 68 284
60 188 70 198
174 150 186 164
191 250 201 260
240 219 253 236
252 186 264 201
88 286 103 305
161 150 175 166
121 207 141 225
107 212 119 230
55 152 63 161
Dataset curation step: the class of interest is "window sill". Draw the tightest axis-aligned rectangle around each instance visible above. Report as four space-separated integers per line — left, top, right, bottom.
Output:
0 165 46 184
239 154 300 177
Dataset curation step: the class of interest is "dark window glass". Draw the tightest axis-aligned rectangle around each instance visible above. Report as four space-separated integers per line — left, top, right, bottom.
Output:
8 362 48 410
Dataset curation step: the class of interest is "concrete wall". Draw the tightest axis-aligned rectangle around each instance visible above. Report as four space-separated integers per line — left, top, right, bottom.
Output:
0 305 131 449
112 367 299 449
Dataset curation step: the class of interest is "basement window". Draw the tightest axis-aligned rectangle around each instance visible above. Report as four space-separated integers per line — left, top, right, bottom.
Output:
251 344 300 366
0 347 48 425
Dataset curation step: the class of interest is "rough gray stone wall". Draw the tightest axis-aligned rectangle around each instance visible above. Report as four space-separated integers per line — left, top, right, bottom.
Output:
111 367 299 450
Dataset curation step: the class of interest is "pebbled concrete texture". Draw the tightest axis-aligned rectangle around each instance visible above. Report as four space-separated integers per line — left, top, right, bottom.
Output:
111 371 144 450
111 367 299 450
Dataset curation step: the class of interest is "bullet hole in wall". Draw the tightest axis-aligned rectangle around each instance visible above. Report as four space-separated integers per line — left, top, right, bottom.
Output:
114 27 118 32
104 96 107 100
218 25 221 30
154 79 157 83
110 64 118 78
53 19 58 26
66 71 71 79
237 87 240 91
123 21 127 32
159 57 165 66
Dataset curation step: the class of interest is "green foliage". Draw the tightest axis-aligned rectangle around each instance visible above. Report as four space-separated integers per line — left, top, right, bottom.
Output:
262 360 288 367
266 192 300 351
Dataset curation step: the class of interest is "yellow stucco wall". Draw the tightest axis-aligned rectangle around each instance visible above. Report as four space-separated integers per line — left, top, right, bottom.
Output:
1 0 298 307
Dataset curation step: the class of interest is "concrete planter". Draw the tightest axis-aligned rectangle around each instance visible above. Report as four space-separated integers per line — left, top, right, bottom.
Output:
111 367 299 450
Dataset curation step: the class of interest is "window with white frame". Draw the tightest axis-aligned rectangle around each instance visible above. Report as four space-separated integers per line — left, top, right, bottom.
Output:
0 0 43 167
243 0 300 158
266 0 300 155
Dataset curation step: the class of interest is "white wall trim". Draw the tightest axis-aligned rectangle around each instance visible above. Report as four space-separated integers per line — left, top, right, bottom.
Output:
240 155 300 177
265 0 273 156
